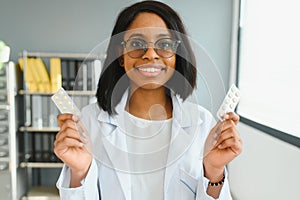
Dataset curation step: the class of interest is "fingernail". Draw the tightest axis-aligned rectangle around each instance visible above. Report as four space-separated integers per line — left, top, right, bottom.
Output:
80 136 88 144
72 115 79 122
212 140 217 146
78 142 84 147
214 132 219 139
223 114 229 119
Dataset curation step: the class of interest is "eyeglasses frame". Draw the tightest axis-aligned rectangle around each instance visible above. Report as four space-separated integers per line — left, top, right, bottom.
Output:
121 38 181 58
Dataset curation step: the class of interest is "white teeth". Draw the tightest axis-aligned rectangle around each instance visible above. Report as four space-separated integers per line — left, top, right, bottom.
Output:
138 68 160 72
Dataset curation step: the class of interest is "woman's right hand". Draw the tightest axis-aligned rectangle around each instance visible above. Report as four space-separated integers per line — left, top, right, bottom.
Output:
54 114 92 187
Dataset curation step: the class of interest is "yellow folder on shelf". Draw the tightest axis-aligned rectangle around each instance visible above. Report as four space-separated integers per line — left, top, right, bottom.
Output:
34 58 51 92
50 58 62 93
18 58 38 92
30 58 45 92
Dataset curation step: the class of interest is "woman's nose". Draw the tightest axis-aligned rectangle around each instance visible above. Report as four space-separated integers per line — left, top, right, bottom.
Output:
142 45 159 60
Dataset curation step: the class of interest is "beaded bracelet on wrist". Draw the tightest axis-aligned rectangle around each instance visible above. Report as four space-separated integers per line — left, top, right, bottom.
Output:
208 175 225 186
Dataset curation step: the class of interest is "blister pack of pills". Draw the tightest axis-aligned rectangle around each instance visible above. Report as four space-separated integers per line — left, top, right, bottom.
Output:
51 87 90 144
216 84 240 121
51 87 81 116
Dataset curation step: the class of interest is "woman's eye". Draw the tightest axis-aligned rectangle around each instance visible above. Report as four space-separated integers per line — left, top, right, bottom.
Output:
130 40 145 48
158 42 171 50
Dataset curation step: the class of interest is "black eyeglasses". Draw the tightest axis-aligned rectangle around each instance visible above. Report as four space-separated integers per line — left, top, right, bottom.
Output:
121 38 181 58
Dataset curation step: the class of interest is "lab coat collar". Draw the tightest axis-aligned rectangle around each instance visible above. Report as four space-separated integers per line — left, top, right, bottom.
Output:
97 88 202 127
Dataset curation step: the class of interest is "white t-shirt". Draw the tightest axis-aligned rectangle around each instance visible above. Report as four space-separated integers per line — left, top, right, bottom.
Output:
124 111 172 200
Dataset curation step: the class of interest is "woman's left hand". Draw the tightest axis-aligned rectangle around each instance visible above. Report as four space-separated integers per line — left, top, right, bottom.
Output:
203 112 242 180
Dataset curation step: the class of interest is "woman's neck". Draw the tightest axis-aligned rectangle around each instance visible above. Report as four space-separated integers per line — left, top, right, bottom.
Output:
126 86 172 120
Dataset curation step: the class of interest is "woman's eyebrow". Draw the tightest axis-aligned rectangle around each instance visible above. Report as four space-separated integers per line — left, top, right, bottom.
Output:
157 33 172 37
127 33 172 40
128 33 144 39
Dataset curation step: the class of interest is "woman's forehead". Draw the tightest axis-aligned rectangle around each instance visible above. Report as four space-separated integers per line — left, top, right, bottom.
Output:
123 12 172 40
124 27 172 40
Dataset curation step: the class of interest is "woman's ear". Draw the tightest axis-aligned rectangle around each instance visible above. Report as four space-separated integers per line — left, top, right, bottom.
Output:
117 47 124 67
118 56 124 67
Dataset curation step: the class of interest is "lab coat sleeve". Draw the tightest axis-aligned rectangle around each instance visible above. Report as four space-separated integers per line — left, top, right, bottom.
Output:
56 158 100 200
196 166 232 200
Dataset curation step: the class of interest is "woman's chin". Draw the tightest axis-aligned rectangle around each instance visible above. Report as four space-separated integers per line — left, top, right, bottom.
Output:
134 82 166 90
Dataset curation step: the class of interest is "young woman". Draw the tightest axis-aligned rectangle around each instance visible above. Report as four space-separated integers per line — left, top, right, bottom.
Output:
54 1 242 199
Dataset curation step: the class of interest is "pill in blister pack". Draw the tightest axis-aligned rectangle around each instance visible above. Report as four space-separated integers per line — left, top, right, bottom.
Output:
216 84 240 121
51 87 80 116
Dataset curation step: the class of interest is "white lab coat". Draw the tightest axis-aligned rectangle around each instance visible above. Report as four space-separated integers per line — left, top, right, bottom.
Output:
56 90 232 200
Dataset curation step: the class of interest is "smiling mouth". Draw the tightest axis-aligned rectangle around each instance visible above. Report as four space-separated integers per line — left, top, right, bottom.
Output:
136 64 167 72
135 64 167 77
136 67 167 72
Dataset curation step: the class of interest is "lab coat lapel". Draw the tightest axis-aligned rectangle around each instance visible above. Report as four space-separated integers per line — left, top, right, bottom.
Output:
101 127 131 200
98 90 132 200
164 94 201 194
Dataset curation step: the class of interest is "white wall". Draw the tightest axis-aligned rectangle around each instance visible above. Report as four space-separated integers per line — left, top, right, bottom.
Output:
228 122 300 199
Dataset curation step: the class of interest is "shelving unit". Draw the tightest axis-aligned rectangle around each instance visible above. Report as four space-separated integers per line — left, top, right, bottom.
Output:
0 62 23 200
19 51 101 199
